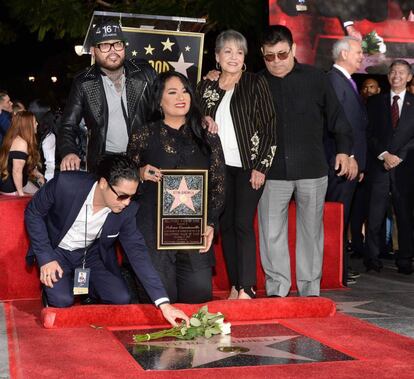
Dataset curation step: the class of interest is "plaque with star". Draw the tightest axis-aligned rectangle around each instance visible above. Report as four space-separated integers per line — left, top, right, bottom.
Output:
157 169 208 250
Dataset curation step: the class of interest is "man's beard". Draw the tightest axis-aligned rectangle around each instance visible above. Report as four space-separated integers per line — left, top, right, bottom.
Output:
95 53 125 71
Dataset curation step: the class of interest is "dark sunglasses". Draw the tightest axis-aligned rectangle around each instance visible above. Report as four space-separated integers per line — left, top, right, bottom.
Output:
262 47 292 62
97 41 125 53
107 182 132 201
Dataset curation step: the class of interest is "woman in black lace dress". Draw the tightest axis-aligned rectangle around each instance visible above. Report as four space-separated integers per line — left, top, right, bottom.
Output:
127 71 225 304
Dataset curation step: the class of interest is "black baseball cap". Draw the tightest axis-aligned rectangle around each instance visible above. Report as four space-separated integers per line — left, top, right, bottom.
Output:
92 22 126 45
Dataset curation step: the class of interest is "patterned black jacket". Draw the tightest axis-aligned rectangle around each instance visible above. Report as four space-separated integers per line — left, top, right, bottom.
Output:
197 72 277 175
58 59 156 172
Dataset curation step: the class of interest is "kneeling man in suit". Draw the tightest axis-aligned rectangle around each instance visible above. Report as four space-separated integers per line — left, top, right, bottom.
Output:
25 155 189 326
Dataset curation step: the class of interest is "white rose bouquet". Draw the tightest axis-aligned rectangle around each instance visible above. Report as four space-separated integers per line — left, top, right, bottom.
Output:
133 306 231 343
362 30 387 55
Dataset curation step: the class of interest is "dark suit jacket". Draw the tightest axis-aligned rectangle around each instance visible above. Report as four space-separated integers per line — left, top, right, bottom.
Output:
326 67 368 171
24 171 167 303
367 91 414 179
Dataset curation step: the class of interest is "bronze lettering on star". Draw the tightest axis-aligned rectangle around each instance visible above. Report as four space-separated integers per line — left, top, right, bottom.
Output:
157 169 208 250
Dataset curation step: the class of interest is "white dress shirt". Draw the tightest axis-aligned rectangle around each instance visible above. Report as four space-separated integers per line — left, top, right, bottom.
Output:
59 182 111 251
333 64 351 79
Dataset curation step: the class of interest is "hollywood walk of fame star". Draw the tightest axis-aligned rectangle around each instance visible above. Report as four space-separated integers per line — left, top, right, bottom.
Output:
131 50 138 57
168 53 194 78
135 334 314 368
166 177 200 212
185 45 191 51
336 301 390 316
161 37 175 51
144 44 155 55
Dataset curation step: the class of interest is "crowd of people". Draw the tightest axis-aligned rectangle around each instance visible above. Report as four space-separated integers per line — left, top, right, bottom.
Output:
1 20 413 326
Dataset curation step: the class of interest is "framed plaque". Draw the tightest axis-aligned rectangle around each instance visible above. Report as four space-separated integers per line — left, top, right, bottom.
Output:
157 169 208 250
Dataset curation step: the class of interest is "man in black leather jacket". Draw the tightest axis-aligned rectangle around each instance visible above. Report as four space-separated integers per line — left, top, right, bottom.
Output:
58 22 156 173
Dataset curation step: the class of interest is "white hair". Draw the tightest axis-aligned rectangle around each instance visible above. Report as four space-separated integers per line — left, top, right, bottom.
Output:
332 36 360 62
215 30 248 55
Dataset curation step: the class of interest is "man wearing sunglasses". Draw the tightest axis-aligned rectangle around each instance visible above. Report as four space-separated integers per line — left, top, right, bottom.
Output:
25 155 190 327
258 25 353 298
58 21 156 173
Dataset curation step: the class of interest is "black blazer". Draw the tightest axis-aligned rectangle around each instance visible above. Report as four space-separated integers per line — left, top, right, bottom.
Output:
24 171 168 303
326 67 368 171
367 91 414 179
197 72 277 175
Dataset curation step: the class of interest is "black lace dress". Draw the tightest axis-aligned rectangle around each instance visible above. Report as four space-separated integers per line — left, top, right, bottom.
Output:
127 120 225 303
0 151 29 193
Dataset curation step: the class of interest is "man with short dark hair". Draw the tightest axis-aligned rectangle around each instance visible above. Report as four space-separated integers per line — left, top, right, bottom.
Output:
25 155 189 326
361 78 381 100
257 25 353 297
365 59 414 275
58 22 157 173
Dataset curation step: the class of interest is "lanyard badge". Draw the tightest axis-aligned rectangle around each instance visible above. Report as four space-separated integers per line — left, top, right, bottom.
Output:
73 204 102 295
73 267 91 295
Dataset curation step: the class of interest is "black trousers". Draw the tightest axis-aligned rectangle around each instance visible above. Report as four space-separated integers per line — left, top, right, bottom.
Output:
135 251 212 304
133 193 214 305
220 166 263 289
349 180 368 254
366 170 414 268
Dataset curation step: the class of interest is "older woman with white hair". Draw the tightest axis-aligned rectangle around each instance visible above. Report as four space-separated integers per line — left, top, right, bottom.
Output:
197 30 277 299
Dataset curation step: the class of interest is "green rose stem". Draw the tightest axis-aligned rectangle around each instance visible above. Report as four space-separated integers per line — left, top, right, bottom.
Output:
133 325 183 343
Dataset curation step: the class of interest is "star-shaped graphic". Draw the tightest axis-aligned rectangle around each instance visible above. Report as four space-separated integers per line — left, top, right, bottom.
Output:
135 334 314 368
166 177 200 212
161 37 175 51
185 45 191 51
131 50 138 57
168 53 194 78
336 301 390 316
144 44 155 55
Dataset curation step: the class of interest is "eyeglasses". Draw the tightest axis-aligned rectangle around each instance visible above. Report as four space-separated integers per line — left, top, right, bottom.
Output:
96 41 125 53
262 47 292 62
107 182 132 201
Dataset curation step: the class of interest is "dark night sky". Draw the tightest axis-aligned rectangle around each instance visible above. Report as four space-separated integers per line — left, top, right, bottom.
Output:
0 2 268 109
2 31 89 109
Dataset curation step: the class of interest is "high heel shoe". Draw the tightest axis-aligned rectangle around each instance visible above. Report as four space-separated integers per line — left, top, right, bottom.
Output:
238 287 256 299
